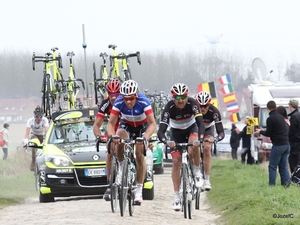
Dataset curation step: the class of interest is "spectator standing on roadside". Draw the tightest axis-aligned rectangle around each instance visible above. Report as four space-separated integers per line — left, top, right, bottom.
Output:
254 100 290 186
1 123 9 160
236 116 254 164
287 99 300 173
230 123 239 160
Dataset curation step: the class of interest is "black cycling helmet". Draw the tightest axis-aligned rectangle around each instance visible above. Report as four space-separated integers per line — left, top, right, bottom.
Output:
34 106 43 117
3 123 9 128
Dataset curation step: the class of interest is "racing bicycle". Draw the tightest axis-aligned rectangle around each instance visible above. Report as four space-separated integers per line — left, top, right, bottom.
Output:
167 141 201 219
109 51 141 82
93 52 109 105
59 51 85 110
32 50 63 118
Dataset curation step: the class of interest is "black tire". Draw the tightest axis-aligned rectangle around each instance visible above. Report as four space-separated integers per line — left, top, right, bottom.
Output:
120 158 129 217
154 163 164 174
93 62 98 105
124 68 132 81
110 157 118 213
182 164 189 219
142 183 154 200
39 192 54 203
34 165 39 191
195 188 200 210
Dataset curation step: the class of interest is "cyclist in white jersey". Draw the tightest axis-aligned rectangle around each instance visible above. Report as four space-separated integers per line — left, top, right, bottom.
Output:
23 106 49 171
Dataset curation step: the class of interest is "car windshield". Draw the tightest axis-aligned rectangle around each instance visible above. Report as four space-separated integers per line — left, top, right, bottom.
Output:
259 107 290 127
48 121 96 144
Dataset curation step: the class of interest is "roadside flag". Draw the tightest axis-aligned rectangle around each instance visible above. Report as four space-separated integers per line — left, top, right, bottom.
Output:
229 113 241 122
197 82 217 98
223 93 236 104
226 101 239 112
218 74 231 84
211 98 218 108
220 83 234 95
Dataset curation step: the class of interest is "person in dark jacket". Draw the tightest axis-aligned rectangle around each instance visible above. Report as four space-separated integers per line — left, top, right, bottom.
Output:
237 117 254 164
254 100 290 186
230 123 239 160
288 99 300 173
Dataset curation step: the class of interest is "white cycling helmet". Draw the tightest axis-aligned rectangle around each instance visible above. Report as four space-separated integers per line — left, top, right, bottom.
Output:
170 83 189 96
195 91 212 105
120 79 138 96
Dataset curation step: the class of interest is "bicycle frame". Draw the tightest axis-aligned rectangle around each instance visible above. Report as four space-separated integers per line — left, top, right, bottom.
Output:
61 51 85 110
108 44 121 80
93 52 109 105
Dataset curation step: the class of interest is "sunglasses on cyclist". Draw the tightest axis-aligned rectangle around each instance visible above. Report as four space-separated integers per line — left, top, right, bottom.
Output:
200 104 209 108
35 115 43 119
174 95 187 100
123 95 137 101
108 93 120 98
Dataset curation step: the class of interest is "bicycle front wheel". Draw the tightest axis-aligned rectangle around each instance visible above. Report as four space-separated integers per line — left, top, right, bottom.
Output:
110 156 118 213
181 163 192 219
119 157 129 217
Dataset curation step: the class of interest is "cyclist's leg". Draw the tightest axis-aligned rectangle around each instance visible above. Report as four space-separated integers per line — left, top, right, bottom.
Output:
202 126 214 190
115 121 129 184
104 144 114 200
170 128 184 210
29 134 43 171
133 124 148 203
187 124 203 188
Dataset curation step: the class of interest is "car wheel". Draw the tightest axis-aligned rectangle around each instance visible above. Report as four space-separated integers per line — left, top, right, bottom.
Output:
39 192 55 203
143 184 154 200
154 163 164 174
143 173 154 200
35 166 39 191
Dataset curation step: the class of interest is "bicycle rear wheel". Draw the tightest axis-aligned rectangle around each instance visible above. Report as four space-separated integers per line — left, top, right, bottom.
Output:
110 156 118 213
119 158 129 217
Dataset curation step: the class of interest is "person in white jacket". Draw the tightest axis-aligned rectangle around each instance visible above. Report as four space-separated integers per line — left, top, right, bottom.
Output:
1 123 9 160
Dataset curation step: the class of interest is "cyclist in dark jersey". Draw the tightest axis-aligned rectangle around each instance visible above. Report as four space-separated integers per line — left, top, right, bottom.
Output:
107 79 156 205
93 78 121 200
195 91 225 191
157 83 205 211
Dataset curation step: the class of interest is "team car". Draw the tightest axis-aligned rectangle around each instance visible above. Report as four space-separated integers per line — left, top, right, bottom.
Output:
29 108 108 203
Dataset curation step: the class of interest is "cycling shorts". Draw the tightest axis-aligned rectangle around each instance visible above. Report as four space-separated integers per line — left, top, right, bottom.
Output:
170 123 198 157
118 119 148 140
204 126 214 139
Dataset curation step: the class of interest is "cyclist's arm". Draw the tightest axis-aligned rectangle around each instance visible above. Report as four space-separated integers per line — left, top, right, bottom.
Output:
107 114 119 136
143 113 156 140
24 126 30 139
157 123 168 144
195 114 205 139
215 122 225 141
93 117 104 137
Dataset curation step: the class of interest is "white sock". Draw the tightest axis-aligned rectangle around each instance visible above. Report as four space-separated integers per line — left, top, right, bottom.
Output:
204 174 210 180
174 191 180 201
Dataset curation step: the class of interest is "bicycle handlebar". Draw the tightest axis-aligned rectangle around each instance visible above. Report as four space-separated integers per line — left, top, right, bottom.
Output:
32 52 62 71
110 52 141 65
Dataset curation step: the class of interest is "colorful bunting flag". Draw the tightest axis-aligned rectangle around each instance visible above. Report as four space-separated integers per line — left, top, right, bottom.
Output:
226 101 239 112
223 93 236 104
220 83 234 95
229 113 241 122
218 74 231 84
197 82 217 98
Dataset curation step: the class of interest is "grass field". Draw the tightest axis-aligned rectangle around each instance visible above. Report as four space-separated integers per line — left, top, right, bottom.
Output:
0 122 37 209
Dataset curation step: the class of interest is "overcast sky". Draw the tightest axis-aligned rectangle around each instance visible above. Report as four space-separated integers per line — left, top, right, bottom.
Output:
2 0 300 73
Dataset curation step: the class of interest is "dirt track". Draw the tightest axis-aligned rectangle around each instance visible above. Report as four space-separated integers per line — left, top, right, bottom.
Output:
0 167 220 225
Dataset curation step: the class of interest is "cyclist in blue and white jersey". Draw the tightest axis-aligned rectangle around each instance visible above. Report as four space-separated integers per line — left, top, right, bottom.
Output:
107 79 156 205
195 91 225 191
157 83 205 211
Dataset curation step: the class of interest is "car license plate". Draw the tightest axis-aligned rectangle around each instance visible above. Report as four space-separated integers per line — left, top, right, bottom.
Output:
84 168 106 177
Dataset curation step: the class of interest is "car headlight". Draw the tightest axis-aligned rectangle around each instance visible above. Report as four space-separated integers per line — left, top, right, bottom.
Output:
45 155 71 167
261 142 273 150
